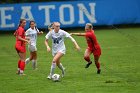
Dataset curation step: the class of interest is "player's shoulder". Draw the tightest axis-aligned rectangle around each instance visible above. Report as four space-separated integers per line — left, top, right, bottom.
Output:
17 27 24 33
26 28 31 32
59 29 65 32
18 27 24 31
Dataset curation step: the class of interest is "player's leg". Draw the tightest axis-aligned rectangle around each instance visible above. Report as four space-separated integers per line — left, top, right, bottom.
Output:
57 60 65 77
16 52 21 74
47 52 64 79
94 55 101 74
32 51 37 70
84 49 92 68
26 45 35 64
25 52 33 64
54 52 64 77
18 52 26 75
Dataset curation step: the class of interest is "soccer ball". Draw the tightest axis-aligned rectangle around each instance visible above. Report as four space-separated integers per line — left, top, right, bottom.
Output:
52 74 60 82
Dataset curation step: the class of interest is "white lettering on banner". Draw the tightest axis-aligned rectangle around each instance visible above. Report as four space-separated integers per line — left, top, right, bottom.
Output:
0 7 15 28
0 2 96 30
78 3 96 24
39 5 55 26
59 4 74 25
21 6 34 21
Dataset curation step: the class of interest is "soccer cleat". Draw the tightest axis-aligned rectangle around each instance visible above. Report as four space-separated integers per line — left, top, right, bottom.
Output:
19 73 26 76
16 70 20 75
85 62 92 68
62 68 65 78
97 69 101 74
33 68 38 70
47 75 52 79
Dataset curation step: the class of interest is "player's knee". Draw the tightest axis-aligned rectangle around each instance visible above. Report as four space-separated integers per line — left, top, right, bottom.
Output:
53 57 59 62
56 62 60 66
84 56 89 60
94 56 99 63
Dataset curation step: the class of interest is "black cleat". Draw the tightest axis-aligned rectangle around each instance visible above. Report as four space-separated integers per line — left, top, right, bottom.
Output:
97 69 101 74
85 62 92 68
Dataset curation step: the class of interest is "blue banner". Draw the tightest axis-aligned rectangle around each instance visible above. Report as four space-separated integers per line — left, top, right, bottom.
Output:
0 0 140 31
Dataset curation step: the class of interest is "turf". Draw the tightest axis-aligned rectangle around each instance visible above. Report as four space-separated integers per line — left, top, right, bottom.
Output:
0 27 140 93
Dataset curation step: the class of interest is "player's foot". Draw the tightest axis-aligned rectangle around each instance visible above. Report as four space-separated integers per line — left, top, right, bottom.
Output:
62 68 65 78
33 68 38 70
97 69 101 74
47 75 52 79
16 70 20 75
85 62 92 68
19 73 26 76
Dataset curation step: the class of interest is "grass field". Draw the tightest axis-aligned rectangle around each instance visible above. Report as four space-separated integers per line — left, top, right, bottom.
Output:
0 27 140 93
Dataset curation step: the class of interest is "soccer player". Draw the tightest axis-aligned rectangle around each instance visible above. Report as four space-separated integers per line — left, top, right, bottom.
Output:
15 19 29 75
25 20 43 70
70 23 101 74
45 22 80 79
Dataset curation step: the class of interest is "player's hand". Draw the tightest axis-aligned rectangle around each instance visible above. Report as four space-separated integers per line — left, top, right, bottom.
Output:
26 40 30 44
38 31 43 34
25 37 30 40
70 33 73 35
76 45 81 51
47 46 51 52
40 31 43 34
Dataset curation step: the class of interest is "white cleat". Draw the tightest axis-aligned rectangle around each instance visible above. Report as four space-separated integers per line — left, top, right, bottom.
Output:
47 75 52 79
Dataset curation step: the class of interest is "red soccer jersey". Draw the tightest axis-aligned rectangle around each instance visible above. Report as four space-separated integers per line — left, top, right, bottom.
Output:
85 30 100 51
15 27 25 47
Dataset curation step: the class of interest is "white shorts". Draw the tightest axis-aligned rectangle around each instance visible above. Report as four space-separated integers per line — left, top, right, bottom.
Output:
28 45 37 52
52 49 65 56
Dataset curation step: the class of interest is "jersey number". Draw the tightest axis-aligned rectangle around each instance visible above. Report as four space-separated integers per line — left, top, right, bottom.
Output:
53 37 62 44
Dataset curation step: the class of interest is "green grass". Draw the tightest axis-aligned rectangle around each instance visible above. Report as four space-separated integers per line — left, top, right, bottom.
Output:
0 27 140 93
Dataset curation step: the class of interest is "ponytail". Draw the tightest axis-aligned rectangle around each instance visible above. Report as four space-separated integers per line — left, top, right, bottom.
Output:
14 18 26 36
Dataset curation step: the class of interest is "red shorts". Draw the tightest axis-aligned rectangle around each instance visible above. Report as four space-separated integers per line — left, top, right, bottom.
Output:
87 47 101 57
15 46 26 53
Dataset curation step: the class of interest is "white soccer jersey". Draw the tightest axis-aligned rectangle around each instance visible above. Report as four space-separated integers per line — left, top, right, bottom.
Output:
45 29 71 55
26 27 39 46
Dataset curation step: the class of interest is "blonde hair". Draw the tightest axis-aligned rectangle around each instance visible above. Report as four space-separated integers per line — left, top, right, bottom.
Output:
86 23 93 29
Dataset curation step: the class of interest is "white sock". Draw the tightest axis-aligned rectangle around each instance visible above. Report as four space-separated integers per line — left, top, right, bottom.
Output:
20 70 23 74
25 58 30 64
17 68 20 71
50 62 56 76
32 60 37 69
58 63 65 72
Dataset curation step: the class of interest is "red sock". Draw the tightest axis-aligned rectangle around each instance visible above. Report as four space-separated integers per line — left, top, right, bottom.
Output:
84 56 91 63
95 62 100 70
18 60 21 69
20 61 25 71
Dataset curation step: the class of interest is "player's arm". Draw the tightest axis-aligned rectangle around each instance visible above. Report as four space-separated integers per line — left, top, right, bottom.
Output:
69 36 80 51
70 33 86 36
25 30 30 41
45 39 51 52
35 27 43 35
64 31 80 51
17 30 30 44
17 35 29 44
63 31 80 51
37 31 43 35
13 30 17 36
45 31 51 52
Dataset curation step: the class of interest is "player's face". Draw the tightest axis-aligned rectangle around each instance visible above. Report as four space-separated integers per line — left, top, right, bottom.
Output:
21 20 26 27
30 22 35 29
54 23 60 32
85 26 90 32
